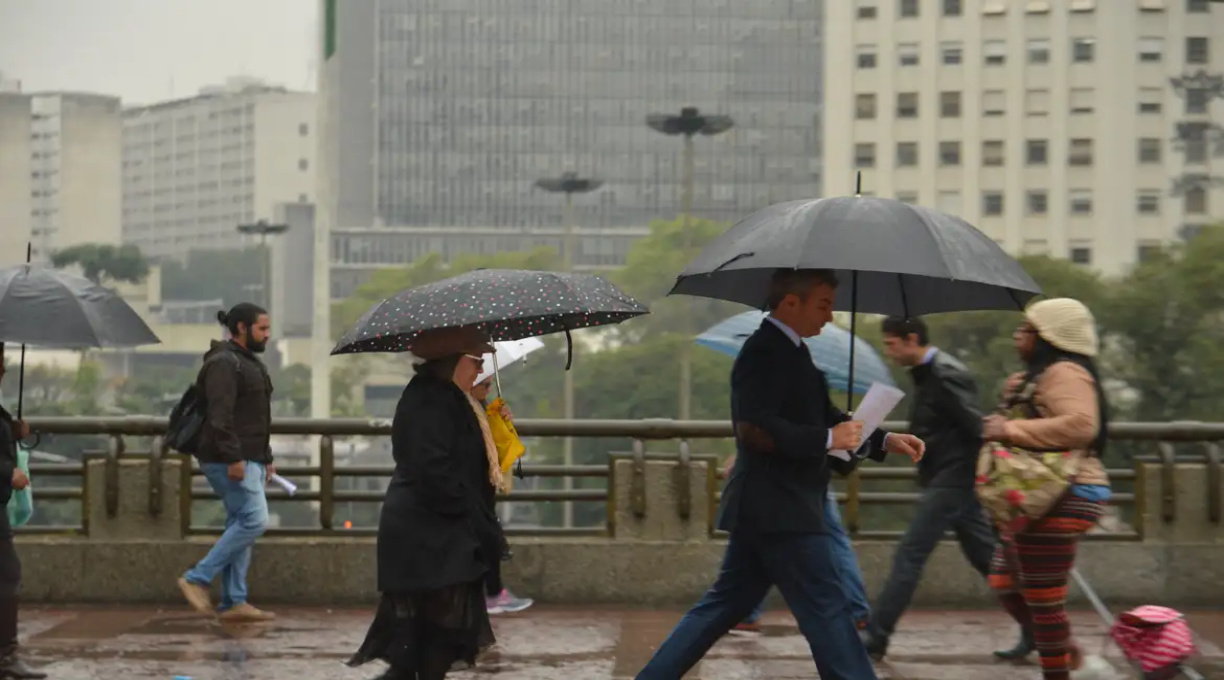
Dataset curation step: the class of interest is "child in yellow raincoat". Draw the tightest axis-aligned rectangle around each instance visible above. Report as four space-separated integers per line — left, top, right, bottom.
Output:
471 376 534 615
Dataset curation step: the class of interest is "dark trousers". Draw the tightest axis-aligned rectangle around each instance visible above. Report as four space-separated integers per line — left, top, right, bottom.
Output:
0 520 20 653
637 530 878 680
870 486 995 637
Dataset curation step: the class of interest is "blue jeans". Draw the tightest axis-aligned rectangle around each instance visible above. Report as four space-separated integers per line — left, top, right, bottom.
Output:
183 461 268 611
744 490 869 626
637 530 878 680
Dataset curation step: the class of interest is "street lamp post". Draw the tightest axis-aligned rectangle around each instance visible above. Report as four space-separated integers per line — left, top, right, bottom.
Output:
535 171 602 529
646 106 734 421
236 219 289 310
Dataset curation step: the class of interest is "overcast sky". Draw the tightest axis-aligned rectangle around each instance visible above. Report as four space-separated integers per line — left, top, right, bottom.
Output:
0 0 318 105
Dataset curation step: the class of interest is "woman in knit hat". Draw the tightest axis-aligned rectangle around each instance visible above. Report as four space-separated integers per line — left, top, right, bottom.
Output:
980 298 1112 680
348 326 506 679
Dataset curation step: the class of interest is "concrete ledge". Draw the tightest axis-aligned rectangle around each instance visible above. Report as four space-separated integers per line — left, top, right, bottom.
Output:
14 537 1218 608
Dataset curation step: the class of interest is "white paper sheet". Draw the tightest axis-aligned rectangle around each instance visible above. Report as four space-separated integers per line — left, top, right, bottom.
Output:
270 473 298 496
829 382 906 461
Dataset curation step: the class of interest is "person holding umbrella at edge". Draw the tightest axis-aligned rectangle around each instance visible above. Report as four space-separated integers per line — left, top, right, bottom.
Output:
0 347 45 679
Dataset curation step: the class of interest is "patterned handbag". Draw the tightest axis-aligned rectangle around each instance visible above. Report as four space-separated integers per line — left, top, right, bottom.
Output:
974 376 1080 536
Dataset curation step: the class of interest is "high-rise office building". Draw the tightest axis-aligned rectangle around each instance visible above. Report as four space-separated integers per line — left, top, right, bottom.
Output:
824 0 1224 275
318 0 826 297
122 78 316 260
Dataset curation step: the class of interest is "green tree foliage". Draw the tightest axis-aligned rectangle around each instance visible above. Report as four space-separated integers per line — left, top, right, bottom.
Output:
51 244 149 285
160 247 265 308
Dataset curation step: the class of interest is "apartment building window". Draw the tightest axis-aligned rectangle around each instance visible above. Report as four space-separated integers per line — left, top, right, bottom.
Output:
1186 89 1209 114
944 0 963 16
1185 186 1208 215
1027 191 1049 215
1026 0 1052 13
1137 243 1162 262
856 94 877 119
1027 39 1051 64
942 42 964 64
1138 37 1164 62
896 192 919 204
298 158 309 171
855 143 877 168
1070 0 1097 11
857 0 878 18
1069 190 1093 215
1070 88 1095 114
1138 138 1163 163
1186 37 1209 65
982 140 1005 166
983 192 1005 216
1187 0 1209 12
1069 139 1094 166
899 0 919 17
983 90 1006 116
898 43 920 67
896 142 919 167
982 0 1007 14
1072 37 1096 63
1139 0 1167 10
941 91 962 118
298 123 309 136
1026 89 1050 116
938 190 962 215
940 141 962 165
984 40 1007 65
1138 87 1163 113
897 92 919 118
1186 139 1209 164
1027 139 1048 165
857 45 878 69
1137 191 1161 215
1069 247 1092 265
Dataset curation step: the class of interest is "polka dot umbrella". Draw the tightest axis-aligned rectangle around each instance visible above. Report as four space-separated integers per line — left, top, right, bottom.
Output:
330 269 650 364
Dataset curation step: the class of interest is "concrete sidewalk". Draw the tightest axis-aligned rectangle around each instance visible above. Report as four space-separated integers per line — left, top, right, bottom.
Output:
18 605 1224 679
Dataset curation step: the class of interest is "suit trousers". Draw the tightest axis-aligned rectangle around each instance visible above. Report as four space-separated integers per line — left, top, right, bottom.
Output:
636 530 878 680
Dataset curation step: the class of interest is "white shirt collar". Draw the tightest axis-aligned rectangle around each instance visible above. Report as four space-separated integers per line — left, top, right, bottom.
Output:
765 315 803 347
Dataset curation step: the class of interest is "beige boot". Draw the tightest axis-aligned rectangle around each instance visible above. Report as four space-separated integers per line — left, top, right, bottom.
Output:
177 577 212 614
218 603 276 622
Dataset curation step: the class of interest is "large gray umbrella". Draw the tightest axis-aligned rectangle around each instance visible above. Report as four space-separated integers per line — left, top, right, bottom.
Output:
669 196 1041 316
669 194 1041 417
0 264 161 348
0 263 161 417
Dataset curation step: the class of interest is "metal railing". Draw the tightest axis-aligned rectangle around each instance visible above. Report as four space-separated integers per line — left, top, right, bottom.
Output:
17 417 1224 540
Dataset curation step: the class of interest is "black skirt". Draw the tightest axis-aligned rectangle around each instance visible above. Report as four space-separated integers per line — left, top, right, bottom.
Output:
347 579 495 678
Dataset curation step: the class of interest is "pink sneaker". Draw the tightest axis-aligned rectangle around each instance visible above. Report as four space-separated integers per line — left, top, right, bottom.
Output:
486 589 533 614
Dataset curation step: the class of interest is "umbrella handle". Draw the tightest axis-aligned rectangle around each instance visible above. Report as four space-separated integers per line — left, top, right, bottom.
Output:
846 271 858 412
16 344 25 420
492 351 502 398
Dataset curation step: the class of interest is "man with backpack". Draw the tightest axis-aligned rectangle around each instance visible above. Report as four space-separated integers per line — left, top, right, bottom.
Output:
175 303 277 622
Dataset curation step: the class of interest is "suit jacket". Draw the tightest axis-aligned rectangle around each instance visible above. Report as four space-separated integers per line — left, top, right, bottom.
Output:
717 320 887 535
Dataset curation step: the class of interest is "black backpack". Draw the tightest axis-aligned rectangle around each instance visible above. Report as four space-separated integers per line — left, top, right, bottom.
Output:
166 354 240 455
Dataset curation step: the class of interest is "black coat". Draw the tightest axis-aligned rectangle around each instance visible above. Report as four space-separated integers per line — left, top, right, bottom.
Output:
718 321 887 535
196 340 274 465
0 406 15 508
907 350 983 488
376 373 504 594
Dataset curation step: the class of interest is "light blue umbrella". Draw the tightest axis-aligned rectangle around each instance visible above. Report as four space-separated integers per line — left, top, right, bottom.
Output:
695 311 896 395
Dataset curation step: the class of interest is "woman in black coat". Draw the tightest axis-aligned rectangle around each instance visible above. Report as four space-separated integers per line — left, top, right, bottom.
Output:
348 330 506 680
0 346 46 679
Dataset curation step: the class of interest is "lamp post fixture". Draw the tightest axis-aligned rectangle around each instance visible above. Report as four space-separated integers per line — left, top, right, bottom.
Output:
645 106 734 421
535 171 602 529
236 219 289 310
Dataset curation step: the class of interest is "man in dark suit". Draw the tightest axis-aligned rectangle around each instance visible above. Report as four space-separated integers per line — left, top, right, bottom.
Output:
636 269 925 680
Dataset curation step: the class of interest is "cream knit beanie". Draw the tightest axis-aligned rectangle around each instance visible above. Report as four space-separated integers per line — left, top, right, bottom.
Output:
1025 298 1098 357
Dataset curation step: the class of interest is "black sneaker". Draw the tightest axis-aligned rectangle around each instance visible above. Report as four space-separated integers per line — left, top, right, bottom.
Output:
993 629 1035 661
860 628 889 661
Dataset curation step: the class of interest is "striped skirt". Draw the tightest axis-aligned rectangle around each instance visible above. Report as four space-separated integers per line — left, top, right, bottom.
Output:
987 494 1103 680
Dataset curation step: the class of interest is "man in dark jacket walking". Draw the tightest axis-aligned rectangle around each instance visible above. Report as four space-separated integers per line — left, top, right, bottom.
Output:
177 303 276 622
861 317 1003 660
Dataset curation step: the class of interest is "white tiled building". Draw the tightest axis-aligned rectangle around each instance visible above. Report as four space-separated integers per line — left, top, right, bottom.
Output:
0 90 123 266
824 0 1224 275
122 78 316 260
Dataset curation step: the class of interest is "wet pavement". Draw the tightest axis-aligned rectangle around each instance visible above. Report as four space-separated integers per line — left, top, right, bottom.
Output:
17 605 1224 679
